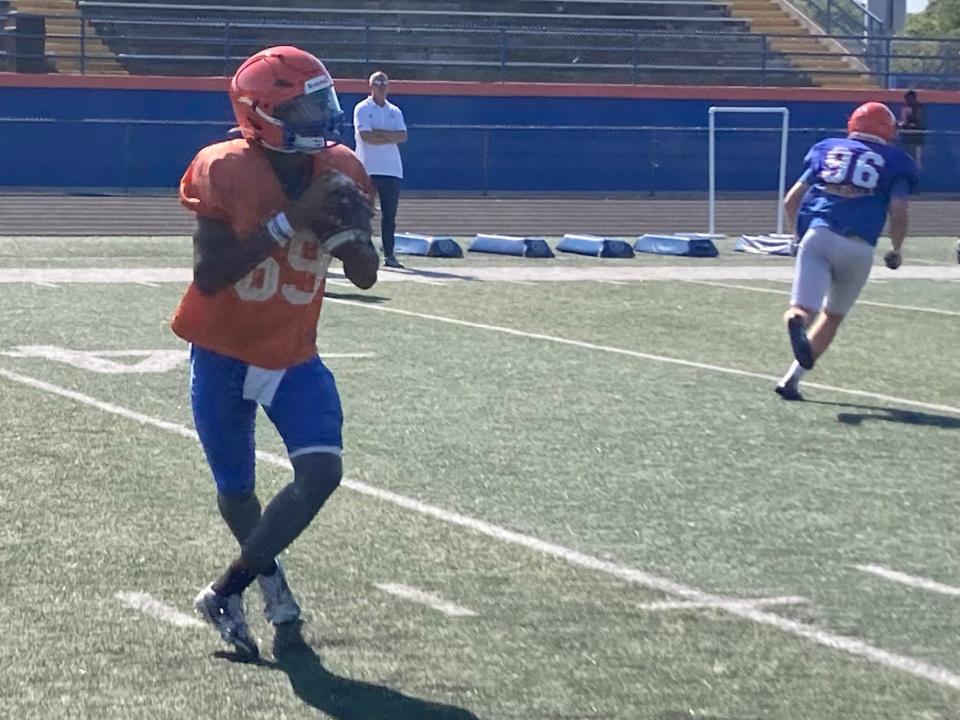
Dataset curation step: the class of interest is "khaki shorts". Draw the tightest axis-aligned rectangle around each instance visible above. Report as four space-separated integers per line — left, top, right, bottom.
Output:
790 226 874 315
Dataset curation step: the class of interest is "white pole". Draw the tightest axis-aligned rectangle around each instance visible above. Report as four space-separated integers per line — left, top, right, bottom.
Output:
777 109 790 235
708 108 716 236
708 106 790 236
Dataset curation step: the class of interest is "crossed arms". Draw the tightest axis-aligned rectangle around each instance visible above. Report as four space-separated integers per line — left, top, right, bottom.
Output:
359 129 408 145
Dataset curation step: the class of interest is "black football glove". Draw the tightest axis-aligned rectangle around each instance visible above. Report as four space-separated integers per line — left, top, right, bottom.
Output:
883 250 902 270
286 170 374 253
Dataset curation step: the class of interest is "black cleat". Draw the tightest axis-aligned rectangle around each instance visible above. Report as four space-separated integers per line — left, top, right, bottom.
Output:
787 315 815 370
775 383 805 402
384 256 405 269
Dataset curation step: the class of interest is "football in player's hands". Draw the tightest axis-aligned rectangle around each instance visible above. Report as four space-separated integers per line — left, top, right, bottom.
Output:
286 171 374 254
883 250 902 270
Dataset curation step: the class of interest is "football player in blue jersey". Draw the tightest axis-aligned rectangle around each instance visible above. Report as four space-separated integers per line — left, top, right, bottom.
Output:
776 102 917 401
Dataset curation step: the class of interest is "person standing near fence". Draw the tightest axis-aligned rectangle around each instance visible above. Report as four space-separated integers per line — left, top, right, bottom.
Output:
898 90 925 171
353 71 408 269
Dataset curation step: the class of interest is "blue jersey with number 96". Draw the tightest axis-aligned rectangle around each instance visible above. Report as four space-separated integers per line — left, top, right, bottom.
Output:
796 137 917 247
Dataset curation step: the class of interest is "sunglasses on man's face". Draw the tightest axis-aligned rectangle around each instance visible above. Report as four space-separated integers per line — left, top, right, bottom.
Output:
372 80 389 87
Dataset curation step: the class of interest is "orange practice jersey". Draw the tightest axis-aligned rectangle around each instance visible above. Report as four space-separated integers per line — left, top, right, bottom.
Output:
172 139 372 369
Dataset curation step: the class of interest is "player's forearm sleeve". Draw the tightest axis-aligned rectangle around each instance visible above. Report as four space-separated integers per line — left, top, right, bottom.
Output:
193 229 274 295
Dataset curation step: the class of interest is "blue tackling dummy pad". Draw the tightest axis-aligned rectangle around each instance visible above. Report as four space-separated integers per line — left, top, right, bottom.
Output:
734 234 795 256
557 234 635 258
676 232 725 240
393 233 464 258
469 234 555 258
634 234 720 257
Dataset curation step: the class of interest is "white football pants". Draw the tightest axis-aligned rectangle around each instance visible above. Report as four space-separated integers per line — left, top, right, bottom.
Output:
790 226 874 315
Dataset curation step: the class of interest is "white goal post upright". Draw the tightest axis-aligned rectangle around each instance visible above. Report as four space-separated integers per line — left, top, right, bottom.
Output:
708 106 790 236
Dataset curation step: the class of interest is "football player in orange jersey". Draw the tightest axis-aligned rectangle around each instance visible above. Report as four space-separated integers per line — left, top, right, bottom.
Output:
172 46 379 658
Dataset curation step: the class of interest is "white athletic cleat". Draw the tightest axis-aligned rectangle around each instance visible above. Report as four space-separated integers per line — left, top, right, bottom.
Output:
257 561 301 625
193 583 259 658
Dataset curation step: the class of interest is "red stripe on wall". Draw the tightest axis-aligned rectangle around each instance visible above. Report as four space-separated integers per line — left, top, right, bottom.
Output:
0 72 229 91
2 72 960 103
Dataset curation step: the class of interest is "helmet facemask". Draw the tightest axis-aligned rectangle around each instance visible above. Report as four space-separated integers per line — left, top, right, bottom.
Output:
259 80 345 154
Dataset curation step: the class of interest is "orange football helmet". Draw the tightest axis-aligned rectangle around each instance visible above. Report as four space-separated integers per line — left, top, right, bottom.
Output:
229 46 344 153
847 101 897 144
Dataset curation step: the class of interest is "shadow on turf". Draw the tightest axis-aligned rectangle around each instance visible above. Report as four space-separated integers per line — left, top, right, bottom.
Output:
806 400 960 430
385 267 478 282
323 290 390 303
221 621 481 719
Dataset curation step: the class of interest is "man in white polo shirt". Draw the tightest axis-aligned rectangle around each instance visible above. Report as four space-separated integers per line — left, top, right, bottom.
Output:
353 71 408 269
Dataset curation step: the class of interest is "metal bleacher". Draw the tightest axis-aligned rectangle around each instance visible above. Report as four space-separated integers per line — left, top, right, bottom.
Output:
77 0 809 85
0 2 14 67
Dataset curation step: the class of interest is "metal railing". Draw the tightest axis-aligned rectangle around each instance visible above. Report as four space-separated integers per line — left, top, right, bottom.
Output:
787 0 885 38
2 12 958 88
785 0 897 83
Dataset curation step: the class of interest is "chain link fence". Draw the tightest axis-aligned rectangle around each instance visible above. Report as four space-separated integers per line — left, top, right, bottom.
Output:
3 9 959 88
0 119 956 194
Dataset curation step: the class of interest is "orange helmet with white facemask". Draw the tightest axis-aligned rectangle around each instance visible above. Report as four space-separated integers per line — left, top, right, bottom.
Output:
229 46 344 153
847 101 897 144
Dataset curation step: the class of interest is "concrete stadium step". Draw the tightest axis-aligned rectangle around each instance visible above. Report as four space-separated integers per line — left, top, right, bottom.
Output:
12 0 126 73
746 19 805 31
770 37 833 48
809 73 874 87
724 0 875 88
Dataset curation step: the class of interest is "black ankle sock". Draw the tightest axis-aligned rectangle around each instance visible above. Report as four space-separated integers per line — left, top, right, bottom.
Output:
212 561 256 597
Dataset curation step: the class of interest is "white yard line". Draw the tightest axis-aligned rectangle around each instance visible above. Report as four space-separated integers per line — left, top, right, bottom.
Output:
683 279 960 318
684 280 787 296
323 299 960 417
323 353 377 359
0 346 372 370
2 366 960 690
856 565 960 598
637 596 807 611
115 591 203 628
816 299 959 316
375 583 477 617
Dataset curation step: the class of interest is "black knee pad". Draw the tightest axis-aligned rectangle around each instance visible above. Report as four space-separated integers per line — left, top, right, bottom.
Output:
291 452 343 497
